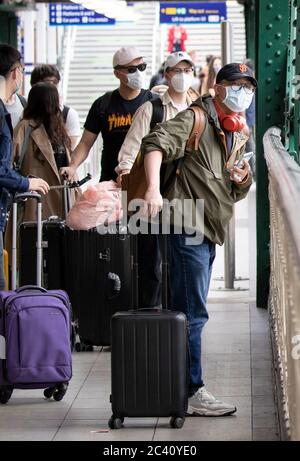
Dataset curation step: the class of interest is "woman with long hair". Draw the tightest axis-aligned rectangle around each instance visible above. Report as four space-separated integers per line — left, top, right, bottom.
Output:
201 56 221 95
11 82 78 221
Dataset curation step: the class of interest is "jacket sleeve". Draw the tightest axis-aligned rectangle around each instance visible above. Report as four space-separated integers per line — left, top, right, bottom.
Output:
0 122 29 193
140 109 194 163
0 164 29 193
116 101 153 174
231 172 252 202
231 142 253 202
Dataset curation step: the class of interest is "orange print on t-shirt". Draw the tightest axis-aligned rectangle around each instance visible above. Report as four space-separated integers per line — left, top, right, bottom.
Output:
108 113 133 131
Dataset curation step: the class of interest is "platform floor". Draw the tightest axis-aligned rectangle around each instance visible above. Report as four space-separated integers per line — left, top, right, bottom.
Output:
0 186 279 441
0 298 278 442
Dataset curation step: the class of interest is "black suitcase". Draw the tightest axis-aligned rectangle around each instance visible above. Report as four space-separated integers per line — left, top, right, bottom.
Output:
19 217 65 289
109 235 188 429
19 175 92 299
64 226 132 348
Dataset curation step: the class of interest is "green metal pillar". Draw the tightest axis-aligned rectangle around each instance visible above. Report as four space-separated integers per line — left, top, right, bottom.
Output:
255 0 290 308
0 11 18 47
293 0 300 164
284 0 297 161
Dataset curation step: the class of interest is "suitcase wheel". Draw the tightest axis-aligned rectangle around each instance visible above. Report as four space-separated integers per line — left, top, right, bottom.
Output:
75 342 82 352
108 415 124 429
53 383 68 401
75 342 93 352
44 383 68 401
75 337 94 352
0 386 13 404
44 387 55 399
170 416 185 429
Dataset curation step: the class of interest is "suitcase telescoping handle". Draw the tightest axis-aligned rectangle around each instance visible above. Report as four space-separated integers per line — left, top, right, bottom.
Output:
132 234 139 310
132 232 169 311
15 285 47 294
161 233 168 311
11 192 43 291
63 179 70 220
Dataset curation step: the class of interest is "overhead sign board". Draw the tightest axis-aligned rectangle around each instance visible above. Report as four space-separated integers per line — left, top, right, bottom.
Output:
160 2 227 24
49 3 115 26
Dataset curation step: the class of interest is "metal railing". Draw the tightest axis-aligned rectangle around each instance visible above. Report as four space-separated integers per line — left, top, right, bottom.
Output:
264 126 300 441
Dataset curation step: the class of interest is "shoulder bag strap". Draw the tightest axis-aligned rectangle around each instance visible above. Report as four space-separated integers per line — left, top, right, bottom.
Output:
150 98 164 130
174 106 207 176
186 105 206 151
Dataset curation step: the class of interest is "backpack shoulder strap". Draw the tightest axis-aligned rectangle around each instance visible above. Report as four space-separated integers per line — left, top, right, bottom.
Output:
186 105 206 151
99 91 113 116
62 105 70 123
150 98 164 130
17 94 27 108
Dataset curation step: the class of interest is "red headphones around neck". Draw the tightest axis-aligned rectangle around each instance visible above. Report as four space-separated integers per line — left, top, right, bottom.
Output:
214 101 246 132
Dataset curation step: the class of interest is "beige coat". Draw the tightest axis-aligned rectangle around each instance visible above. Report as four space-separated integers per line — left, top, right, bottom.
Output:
12 119 78 222
5 119 80 258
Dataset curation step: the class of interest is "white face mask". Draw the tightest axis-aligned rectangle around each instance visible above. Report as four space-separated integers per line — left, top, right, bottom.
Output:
12 82 21 97
12 77 22 96
126 69 145 90
223 86 254 112
171 73 193 93
11 67 23 96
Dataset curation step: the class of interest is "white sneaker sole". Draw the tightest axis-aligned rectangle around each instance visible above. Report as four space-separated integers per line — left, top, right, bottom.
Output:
187 405 237 417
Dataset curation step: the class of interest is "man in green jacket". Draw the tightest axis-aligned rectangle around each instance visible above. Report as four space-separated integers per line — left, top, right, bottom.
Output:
140 63 256 416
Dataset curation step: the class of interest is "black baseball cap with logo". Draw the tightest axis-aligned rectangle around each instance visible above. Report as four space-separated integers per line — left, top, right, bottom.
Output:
216 63 258 87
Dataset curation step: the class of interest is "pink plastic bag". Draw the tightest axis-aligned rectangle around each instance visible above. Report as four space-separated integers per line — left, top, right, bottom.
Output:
66 180 123 230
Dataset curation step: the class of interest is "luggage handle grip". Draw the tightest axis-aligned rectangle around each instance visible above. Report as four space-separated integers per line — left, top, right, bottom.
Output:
11 194 43 290
107 272 121 299
131 307 163 313
15 285 47 294
13 192 42 203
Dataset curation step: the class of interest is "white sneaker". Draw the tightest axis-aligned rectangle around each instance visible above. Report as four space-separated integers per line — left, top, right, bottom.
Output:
187 387 237 416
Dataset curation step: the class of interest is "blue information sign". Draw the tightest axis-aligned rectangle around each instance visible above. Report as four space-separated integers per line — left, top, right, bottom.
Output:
160 2 227 24
49 3 115 26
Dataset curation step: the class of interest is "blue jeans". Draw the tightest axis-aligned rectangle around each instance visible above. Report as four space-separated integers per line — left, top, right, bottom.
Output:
167 233 216 397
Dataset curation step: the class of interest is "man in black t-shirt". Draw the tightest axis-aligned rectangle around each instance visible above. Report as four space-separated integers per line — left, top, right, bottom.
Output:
60 46 153 182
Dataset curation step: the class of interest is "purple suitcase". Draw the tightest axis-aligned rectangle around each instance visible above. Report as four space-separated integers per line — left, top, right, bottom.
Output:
0 192 72 404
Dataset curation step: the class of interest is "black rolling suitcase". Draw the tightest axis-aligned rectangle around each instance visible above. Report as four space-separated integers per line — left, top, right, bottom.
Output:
18 175 92 290
109 234 188 429
19 217 65 289
64 226 132 348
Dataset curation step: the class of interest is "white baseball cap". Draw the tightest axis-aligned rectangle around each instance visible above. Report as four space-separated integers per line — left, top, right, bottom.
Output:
113 47 144 68
164 51 194 72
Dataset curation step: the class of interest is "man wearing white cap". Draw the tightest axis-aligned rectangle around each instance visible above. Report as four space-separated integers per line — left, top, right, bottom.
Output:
115 51 198 310
60 47 153 182
116 51 197 179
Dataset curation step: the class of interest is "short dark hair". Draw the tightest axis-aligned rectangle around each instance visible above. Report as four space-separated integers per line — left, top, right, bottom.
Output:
0 44 22 77
30 64 61 86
